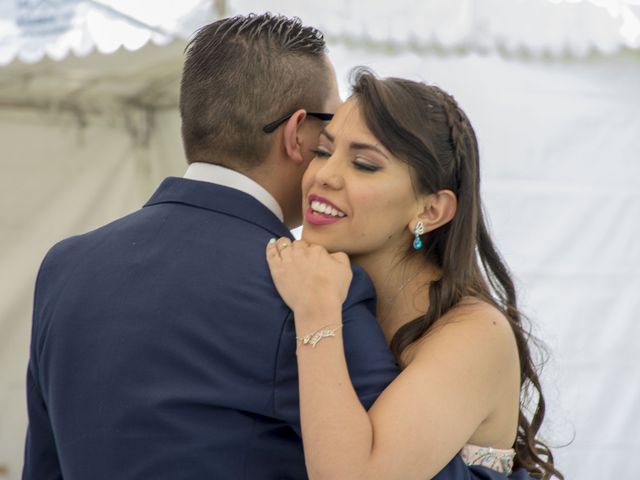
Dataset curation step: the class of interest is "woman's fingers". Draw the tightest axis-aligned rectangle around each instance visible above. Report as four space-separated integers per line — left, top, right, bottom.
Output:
277 238 292 251
266 237 295 262
268 238 345 268
266 238 280 263
276 238 292 259
266 237 352 309
291 239 308 250
330 251 350 266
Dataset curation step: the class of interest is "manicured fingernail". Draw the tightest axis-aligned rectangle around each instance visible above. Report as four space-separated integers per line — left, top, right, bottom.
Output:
268 238 276 244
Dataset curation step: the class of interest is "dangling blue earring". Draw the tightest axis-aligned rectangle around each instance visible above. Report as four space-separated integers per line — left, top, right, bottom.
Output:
412 221 424 250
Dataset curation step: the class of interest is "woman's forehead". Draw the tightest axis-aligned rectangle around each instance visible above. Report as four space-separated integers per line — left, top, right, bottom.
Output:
324 98 376 143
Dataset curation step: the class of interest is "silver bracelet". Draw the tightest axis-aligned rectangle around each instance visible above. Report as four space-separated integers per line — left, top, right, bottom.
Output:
296 324 343 348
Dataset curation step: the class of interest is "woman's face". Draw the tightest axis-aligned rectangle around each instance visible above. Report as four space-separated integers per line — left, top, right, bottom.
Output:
301 98 421 261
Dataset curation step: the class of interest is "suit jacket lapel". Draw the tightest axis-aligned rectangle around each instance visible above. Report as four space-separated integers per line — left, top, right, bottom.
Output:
144 177 294 239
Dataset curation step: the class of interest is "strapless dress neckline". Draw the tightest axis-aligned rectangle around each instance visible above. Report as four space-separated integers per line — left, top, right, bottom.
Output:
460 443 515 475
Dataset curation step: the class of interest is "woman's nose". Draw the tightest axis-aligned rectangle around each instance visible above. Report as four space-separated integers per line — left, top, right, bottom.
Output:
314 157 343 190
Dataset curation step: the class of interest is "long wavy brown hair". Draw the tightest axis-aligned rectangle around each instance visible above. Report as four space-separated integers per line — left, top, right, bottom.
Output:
350 69 563 479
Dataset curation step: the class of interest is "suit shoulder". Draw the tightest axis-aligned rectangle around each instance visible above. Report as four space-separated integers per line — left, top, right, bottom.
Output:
40 233 86 274
38 211 136 282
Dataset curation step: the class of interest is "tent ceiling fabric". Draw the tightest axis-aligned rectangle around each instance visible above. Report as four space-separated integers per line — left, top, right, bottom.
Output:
0 0 218 111
231 0 640 57
1 0 638 68
0 0 214 66
1 0 639 112
0 39 187 112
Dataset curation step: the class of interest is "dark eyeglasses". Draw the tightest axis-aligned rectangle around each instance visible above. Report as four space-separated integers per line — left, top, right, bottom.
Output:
262 111 334 133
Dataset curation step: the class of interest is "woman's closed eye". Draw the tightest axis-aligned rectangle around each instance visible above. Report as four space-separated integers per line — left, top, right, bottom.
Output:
311 147 331 158
312 147 381 173
353 159 380 172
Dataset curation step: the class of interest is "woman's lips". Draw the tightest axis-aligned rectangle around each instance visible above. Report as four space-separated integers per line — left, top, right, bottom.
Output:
305 207 345 225
305 194 347 226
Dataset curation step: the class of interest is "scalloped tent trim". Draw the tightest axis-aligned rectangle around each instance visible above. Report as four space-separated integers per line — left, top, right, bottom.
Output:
227 0 640 59
0 0 210 66
1 0 639 67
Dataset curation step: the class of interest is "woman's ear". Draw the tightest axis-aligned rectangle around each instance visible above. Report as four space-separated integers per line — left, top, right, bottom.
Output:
410 190 457 233
282 109 307 165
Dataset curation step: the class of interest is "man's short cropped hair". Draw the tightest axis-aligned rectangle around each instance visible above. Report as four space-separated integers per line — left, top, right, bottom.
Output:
180 13 330 170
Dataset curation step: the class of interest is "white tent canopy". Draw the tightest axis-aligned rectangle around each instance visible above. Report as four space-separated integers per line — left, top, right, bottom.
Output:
3 0 637 65
0 0 214 64
231 0 640 56
1 1 639 479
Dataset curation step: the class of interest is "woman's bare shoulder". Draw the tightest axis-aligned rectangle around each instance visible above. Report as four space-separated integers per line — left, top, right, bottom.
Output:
408 297 518 370
440 297 514 339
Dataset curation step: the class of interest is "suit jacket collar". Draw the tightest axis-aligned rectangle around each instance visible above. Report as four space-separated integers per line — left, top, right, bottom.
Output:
144 177 293 240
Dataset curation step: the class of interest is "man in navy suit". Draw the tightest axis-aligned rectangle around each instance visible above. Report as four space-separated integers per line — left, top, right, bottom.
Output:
23 13 530 480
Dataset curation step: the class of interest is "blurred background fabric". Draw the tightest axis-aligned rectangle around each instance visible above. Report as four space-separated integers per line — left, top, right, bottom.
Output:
1 0 639 478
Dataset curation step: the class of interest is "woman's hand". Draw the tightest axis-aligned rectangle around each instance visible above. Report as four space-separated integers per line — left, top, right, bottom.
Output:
266 238 352 315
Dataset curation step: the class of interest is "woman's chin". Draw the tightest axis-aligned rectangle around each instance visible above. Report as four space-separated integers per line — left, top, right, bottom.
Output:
301 230 324 245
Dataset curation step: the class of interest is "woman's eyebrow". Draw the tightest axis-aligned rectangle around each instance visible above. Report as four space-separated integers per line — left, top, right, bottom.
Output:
320 129 390 160
349 142 390 160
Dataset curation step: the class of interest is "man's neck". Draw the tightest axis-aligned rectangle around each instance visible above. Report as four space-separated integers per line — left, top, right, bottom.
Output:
184 162 285 223
249 162 303 229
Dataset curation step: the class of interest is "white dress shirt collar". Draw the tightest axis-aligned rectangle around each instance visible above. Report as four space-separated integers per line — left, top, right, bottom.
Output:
184 162 284 222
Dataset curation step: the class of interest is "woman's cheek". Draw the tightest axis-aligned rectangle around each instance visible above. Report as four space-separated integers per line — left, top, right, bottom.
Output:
301 165 316 192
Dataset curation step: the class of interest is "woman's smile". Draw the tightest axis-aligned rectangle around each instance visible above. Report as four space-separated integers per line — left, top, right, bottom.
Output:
306 194 347 225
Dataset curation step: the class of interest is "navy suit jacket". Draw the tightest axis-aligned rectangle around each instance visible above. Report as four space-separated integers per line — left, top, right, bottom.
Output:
24 177 533 479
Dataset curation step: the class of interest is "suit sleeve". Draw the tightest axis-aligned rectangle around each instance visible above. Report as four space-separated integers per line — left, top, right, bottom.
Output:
272 265 400 436
22 255 63 480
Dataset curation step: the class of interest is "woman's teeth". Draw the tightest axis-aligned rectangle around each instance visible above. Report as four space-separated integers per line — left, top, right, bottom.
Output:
310 200 345 217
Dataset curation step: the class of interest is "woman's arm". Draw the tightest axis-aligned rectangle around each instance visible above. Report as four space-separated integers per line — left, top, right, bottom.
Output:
267 239 518 480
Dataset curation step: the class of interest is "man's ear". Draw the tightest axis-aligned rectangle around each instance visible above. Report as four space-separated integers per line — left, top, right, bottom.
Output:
282 109 307 165
410 190 457 233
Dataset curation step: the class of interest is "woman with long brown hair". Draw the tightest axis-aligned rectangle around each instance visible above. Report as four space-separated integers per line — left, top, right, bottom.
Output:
266 69 562 479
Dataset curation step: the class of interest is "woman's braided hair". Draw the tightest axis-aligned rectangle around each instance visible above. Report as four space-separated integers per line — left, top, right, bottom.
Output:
350 68 563 479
